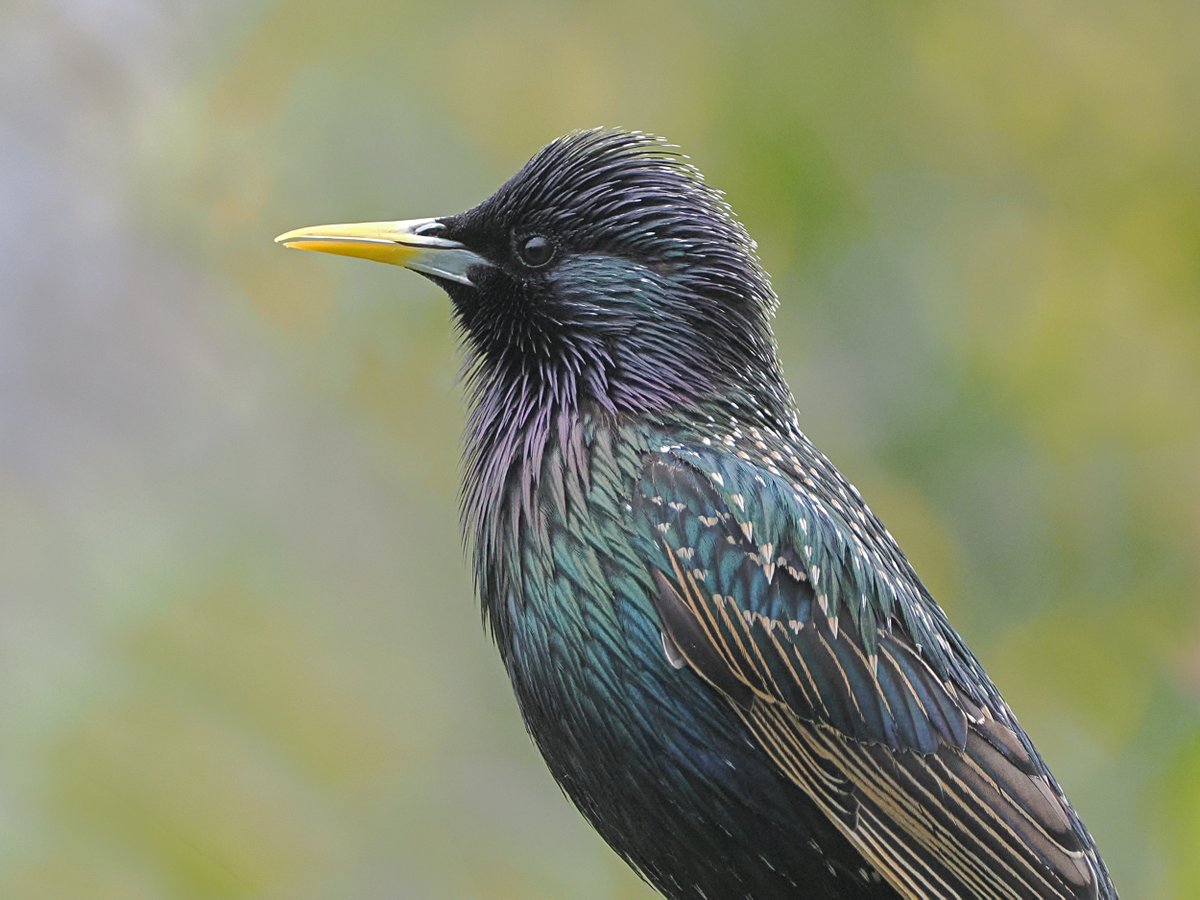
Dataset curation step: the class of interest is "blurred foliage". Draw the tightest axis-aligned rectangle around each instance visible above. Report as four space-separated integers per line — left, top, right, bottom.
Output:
2 0 1198 896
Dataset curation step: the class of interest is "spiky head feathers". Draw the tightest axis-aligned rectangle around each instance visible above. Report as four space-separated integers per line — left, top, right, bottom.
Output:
439 129 784 416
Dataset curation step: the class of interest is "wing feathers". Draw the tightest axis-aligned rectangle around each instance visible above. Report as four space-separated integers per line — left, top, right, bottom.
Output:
636 451 1105 899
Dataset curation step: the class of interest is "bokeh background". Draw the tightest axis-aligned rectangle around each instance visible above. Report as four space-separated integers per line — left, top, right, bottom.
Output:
3 2 1199 897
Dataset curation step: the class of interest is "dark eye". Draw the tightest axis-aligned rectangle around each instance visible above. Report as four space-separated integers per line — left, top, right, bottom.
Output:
517 234 555 268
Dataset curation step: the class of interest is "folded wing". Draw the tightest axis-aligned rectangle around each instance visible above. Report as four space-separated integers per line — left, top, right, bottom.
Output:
636 449 1105 899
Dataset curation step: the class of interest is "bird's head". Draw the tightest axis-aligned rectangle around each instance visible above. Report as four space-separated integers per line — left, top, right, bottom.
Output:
278 128 788 421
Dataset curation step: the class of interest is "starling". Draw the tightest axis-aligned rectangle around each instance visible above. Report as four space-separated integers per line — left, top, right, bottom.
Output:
277 129 1115 899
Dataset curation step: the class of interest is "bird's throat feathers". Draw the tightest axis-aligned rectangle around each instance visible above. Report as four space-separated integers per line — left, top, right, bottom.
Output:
457 347 599 631
457 330 796 625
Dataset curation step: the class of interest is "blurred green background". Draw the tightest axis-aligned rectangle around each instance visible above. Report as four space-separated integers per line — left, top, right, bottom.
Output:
3 2 1198 897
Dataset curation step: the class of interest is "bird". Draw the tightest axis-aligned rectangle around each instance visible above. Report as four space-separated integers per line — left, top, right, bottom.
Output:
276 128 1115 899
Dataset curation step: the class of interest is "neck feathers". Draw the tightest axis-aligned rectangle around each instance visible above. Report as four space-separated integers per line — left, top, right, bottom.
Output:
460 351 590 599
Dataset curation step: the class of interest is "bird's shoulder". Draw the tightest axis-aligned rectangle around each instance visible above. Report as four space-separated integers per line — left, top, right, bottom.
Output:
632 427 987 754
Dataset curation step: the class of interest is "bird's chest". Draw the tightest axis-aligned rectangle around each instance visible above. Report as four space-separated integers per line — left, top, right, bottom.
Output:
492 486 667 758
477 434 711 822
491 505 752 864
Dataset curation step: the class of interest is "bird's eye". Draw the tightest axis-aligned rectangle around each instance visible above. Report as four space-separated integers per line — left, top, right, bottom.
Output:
517 235 555 268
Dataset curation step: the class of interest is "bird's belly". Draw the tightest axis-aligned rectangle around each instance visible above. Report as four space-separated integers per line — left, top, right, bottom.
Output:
495 575 894 899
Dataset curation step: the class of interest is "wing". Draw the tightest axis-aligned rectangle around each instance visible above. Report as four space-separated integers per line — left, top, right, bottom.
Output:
635 447 1108 899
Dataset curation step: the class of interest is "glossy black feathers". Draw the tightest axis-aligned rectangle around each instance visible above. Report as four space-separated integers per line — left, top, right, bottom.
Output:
393 129 1114 898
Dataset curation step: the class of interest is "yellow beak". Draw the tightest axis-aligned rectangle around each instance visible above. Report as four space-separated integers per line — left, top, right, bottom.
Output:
274 218 486 286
